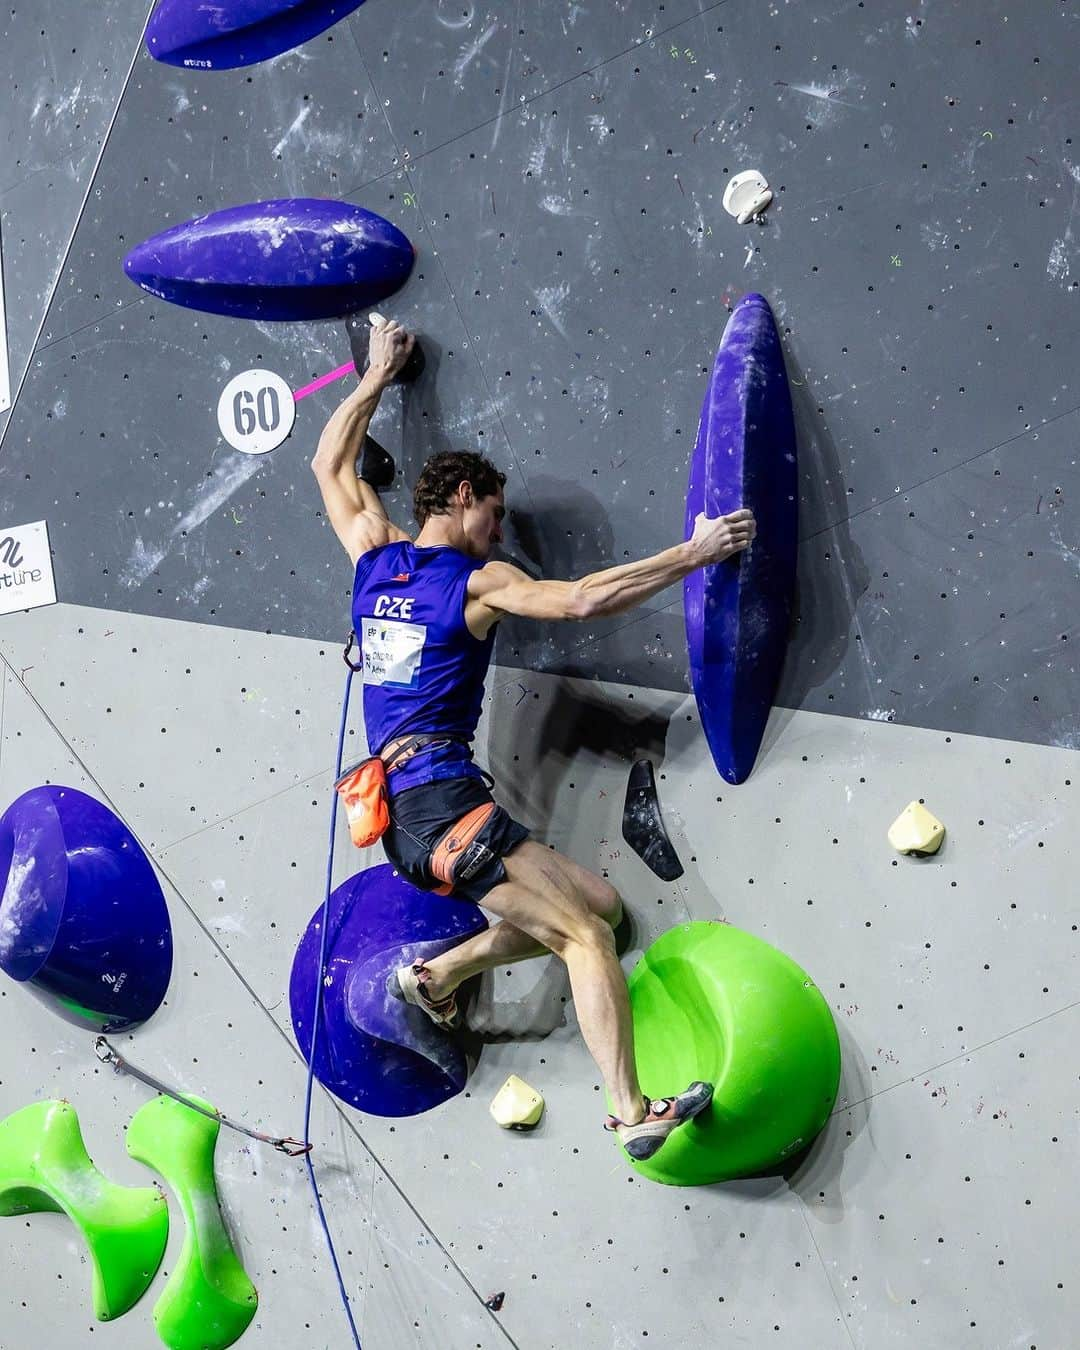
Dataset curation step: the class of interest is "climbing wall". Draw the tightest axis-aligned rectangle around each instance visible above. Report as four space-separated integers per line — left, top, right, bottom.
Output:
0 7 139 433
1 1 1078 1348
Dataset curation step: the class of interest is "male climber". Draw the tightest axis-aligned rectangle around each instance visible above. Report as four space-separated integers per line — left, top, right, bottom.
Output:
311 318 756 1160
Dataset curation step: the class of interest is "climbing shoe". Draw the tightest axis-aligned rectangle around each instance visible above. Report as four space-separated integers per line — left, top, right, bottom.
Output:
604 1081 714 1160
388 962 460 1029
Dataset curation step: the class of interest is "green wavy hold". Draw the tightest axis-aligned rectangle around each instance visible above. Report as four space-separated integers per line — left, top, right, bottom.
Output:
0 1099 168 1319
127 1094 258 1350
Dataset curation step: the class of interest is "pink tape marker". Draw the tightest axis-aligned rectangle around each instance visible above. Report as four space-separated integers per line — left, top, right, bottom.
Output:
292 360 355 402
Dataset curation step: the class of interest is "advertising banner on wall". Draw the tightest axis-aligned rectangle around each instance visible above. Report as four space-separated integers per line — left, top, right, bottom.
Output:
0 521 57 616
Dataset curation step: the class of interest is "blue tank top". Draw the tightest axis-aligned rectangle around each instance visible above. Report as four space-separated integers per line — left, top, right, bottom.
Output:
351 542 496 793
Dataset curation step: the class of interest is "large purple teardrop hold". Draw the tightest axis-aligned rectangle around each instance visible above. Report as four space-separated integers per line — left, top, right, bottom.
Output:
289 865 487 1118
145 0 368 71
123 198 415 322
0 786 173 1031
683 293 799 785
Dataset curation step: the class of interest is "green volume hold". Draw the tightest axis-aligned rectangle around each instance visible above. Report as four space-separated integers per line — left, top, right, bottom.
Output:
0 1099 168 1319
622 921 842 1186
126 1094 258 1350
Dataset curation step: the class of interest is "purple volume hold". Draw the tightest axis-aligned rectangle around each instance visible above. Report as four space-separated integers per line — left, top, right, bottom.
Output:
289 865 487 1118
146 0 368 71
0 786 173 1032
683 293 799 785
123 198 415 322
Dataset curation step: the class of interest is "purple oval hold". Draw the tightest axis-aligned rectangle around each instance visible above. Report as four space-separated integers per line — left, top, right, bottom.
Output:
683 293 799 785
146 0 368 71
123 198 416 322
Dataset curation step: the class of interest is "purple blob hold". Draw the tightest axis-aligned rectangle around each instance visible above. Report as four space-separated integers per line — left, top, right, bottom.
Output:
683 293 799 785
0 786 173 1031
289 865 487 1118
146 0 368 71
123 198 415 322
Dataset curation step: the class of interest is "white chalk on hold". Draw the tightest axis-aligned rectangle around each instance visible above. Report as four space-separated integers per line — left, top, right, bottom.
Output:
368 311 388 328
723 170 773 225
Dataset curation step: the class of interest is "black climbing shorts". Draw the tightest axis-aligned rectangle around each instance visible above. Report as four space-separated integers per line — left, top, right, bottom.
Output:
383 775 530 904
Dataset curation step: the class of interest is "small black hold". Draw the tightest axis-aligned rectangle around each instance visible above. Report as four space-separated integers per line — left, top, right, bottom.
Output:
359 435 395 490
621 760 684 882
484 1291 506 1312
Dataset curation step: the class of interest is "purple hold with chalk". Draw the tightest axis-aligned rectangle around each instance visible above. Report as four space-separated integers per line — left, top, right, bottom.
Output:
146 0 368 71
289 865 487 1118
123 198 415 322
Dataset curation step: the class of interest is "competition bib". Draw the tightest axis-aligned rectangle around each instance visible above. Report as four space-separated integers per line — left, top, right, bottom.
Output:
362 617 427 688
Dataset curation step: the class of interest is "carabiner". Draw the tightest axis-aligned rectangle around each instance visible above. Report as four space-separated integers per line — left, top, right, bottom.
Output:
342 630 363 672
275 1137 314 1158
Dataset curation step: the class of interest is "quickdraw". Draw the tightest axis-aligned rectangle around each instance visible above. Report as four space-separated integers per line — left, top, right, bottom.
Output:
95 1036 312 1157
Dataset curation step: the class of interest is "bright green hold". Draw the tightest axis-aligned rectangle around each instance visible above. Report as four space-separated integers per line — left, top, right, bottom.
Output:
623 921 841 1186
0 1099 168 1319
126 1095 258 1350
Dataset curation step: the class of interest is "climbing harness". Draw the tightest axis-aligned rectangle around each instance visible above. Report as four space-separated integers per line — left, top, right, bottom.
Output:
427 801 498 892
94 1037 311 1157
335 730 468 850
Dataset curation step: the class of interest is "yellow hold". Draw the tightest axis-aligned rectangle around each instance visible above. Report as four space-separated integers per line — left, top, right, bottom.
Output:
888 801 945 856
489 1075 545 1130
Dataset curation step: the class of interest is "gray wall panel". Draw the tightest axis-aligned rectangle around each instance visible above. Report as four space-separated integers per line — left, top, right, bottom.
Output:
781 406 1080 746
0 658 508 1350
37 41 403 345
0 3 145 430
808 1009 1080 1349
349 0 709 158
3 604 1079 1346
3 0 1076 750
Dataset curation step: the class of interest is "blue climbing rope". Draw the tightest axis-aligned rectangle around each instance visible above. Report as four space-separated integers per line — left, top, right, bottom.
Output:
301 663 363 1349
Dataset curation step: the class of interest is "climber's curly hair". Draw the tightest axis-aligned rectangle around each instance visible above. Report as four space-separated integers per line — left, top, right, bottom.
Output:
413 450 506 528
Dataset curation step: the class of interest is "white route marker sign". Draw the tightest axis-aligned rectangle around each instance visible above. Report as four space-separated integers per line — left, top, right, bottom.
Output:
0 521 57 616
216 368 295 454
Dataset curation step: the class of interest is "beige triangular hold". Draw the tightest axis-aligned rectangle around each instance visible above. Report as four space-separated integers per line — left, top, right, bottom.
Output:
888 801 945 855
489 1075 545 1129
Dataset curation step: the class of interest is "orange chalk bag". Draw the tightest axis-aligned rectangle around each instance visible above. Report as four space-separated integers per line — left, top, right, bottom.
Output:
334 756 392 849
335 733 467 848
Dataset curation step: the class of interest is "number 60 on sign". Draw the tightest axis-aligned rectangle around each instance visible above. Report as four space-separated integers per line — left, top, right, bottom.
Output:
216 369 296 455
